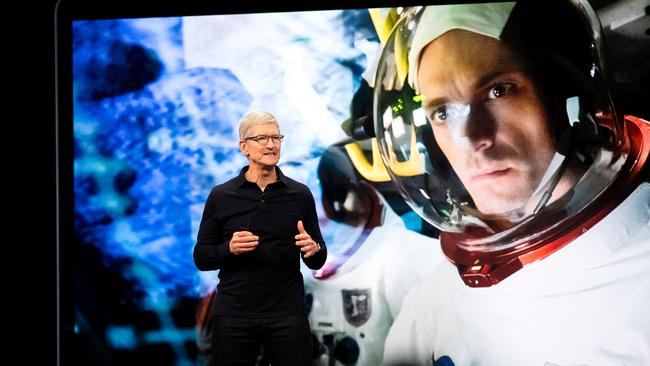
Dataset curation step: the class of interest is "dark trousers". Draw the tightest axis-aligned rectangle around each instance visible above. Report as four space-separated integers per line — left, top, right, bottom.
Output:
211 314 312 366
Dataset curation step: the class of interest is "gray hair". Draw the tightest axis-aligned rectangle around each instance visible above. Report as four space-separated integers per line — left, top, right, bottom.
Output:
238 111 280 140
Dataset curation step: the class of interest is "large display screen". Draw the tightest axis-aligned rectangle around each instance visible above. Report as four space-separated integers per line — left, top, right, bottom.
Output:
57 1 648 365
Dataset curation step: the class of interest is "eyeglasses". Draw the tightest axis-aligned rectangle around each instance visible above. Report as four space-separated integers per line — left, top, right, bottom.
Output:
244 135 284 145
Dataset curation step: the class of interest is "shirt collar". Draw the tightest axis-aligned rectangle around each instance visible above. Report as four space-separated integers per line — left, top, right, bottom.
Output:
236 165 289 188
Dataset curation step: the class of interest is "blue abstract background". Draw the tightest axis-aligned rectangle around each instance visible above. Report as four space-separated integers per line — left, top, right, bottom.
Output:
72 10 381 365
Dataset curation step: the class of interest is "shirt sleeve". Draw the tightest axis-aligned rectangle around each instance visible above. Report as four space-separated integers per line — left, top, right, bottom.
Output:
301 188 327 270
193 188 231 271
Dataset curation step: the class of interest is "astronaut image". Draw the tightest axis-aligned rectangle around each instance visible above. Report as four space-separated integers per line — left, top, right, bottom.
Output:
368 1 650 365
303 145 442 366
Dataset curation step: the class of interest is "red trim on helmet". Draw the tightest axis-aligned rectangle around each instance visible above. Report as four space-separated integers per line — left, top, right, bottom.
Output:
441 115 650 287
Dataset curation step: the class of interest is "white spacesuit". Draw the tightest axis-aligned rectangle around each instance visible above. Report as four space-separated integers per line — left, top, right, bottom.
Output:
304 145 443 366
370 1 650 365
305 206 442 366
384 182 650 365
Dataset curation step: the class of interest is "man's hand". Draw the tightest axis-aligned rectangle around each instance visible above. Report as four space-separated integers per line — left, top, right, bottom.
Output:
295 220 320 258
229 231 259 255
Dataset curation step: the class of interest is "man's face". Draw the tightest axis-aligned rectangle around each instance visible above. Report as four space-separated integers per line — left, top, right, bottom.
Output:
417 30 555 214
239 123 282 168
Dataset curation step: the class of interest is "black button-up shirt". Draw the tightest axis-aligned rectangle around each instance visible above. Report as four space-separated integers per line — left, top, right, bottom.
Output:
194 166 327 317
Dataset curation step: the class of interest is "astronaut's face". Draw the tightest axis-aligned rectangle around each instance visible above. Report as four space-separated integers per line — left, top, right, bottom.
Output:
417 30 556 214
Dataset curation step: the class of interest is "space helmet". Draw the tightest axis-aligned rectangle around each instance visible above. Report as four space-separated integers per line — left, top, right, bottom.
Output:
372 0 649 286
318 144 384 229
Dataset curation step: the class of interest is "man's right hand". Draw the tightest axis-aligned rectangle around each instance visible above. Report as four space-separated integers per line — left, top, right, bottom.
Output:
229 231 259 255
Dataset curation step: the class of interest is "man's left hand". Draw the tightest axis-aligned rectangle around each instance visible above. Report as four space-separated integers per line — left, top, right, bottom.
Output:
295 220 320 258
